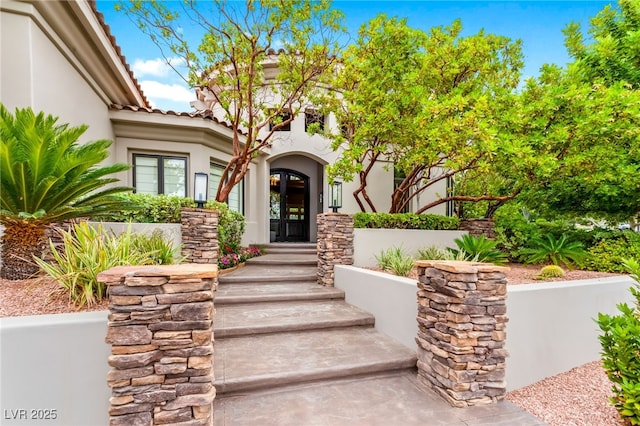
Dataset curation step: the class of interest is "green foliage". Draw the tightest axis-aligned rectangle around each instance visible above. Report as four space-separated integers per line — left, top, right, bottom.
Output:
452 234 507 265
585 233 640 273
519 234 588 269
34 223 176 307
537 264 565 279
96 193 193 223
131 230 183 265
325 17 523 213
0 104 130 224
353 212 459 230
91 193 246 255
416 245 470 261
597 258 640 425
118 0 345 203
375 246 414 277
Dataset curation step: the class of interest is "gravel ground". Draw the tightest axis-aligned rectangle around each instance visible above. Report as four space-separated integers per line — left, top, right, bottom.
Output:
0 265 628 425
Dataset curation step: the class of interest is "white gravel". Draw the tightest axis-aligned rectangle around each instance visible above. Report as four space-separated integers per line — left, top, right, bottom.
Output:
506 360 625 426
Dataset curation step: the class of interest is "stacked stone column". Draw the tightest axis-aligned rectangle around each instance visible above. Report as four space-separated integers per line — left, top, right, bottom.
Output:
181 208 218 264
316 213 354 287
100 264 217 426
459 219 496 239
415 260 508 407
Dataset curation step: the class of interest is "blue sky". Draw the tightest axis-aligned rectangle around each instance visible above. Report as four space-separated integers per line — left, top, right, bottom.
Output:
96 1 612 112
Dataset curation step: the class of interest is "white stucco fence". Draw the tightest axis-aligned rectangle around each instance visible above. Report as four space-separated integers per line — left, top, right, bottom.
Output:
353 229 467 267
335 265 635 391
0 311 110 426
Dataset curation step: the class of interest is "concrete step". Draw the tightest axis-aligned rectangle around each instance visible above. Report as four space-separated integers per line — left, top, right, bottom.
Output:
214 300 374 338
218 264 317 284
263 243 317 255
213 327 417 394
215 282 344 305
247 253 317 266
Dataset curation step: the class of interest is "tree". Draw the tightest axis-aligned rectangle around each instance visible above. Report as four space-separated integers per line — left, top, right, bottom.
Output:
563 0 640 88
324 17 523 213
118 0 345 203
0 104 130 280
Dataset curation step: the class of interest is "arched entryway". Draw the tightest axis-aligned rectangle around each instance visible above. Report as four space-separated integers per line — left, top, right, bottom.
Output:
269 169 310 242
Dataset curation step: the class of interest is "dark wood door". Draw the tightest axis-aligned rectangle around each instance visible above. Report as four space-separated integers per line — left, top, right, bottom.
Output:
269 169 309 242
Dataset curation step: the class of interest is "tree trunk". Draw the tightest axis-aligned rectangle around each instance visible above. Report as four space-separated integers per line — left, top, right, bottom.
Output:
0 220 48 280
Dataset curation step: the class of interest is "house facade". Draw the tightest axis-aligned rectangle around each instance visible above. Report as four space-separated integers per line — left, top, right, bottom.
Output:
1 0 446 245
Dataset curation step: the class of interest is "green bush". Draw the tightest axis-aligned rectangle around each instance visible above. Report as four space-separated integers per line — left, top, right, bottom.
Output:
375 246 415 277
208 200 245 253
519 234 588 269
131 229 183 265
416 245 470 261
34 222 177 307
584 233 640 273
537 264 565 279
95 193 193 223
353 212 459 230
597 258 640 425
452 234 507 265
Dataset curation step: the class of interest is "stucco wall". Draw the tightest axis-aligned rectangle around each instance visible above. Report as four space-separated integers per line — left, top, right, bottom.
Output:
334 265 634 391
0 311 110 426
353 229 467 267
1 2 115 150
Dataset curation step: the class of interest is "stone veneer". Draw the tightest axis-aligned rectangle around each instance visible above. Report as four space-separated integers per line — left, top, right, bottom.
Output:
316 213 354 287
459 219 496 239
100 264 217 426
181 208 219 264
415 260 508 407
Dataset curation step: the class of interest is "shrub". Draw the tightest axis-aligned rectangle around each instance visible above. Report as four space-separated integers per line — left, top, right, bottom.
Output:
34 222 172 307
584 233 640 273
597 258 640 425
96 193 192 223
452 234 507 265
353 212 459 230
518 234 587 269
375 246 415 277
537 264 565 279
416 245 472 261
218 245 262 270
131 230 183 265
207 200 245 253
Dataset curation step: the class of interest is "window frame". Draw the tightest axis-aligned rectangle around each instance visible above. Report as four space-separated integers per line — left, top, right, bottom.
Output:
269 109 292 131
304 109 325 133
132 153 188 197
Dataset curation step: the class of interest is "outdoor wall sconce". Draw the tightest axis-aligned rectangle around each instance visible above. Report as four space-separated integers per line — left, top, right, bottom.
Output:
194 172 208 208
328 181 342 213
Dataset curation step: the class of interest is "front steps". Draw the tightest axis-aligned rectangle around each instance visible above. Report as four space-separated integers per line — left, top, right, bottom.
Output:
214 243 417 398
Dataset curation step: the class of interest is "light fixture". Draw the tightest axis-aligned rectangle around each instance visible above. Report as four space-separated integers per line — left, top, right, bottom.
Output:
194 172 208 208
328 181 342 213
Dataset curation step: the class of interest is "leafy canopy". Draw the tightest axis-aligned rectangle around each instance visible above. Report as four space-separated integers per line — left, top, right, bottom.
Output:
118 0 346 203
0 104 130 225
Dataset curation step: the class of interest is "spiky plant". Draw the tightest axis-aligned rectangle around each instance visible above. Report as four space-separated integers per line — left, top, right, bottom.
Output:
519 234 587 270
0 104 130 279
451 234 507 265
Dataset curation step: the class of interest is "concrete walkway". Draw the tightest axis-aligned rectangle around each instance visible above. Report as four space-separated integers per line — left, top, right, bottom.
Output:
213 244 546 425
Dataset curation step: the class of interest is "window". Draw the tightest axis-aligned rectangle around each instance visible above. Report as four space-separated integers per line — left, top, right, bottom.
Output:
305 109 325 133
133 154 187 196
269 110 291 131
210 163 244 213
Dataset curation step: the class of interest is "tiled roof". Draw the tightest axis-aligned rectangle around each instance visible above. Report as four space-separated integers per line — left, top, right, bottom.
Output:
89 1 151 108
109 104 242 133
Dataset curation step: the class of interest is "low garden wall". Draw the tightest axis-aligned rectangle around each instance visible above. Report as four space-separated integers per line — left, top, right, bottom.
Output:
0 311 111 425
334 265 634 391
353 229 466 267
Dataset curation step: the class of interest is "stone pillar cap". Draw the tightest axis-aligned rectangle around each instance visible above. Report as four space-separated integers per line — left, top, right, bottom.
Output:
414 260 509 274
98 264 218 282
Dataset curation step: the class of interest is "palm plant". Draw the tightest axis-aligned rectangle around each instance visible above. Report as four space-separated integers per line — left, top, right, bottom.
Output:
451 234 507 265
0 104 130 279
519 234 588 269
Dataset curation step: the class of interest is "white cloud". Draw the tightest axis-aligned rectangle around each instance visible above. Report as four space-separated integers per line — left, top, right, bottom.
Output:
132 57 185 78
140 80 195 109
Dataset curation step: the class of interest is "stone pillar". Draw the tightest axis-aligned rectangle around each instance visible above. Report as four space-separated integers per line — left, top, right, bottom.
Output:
316 213 354 287
415 260 508 407
100 264 217 426
181 208 218 264
459 219 496 239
